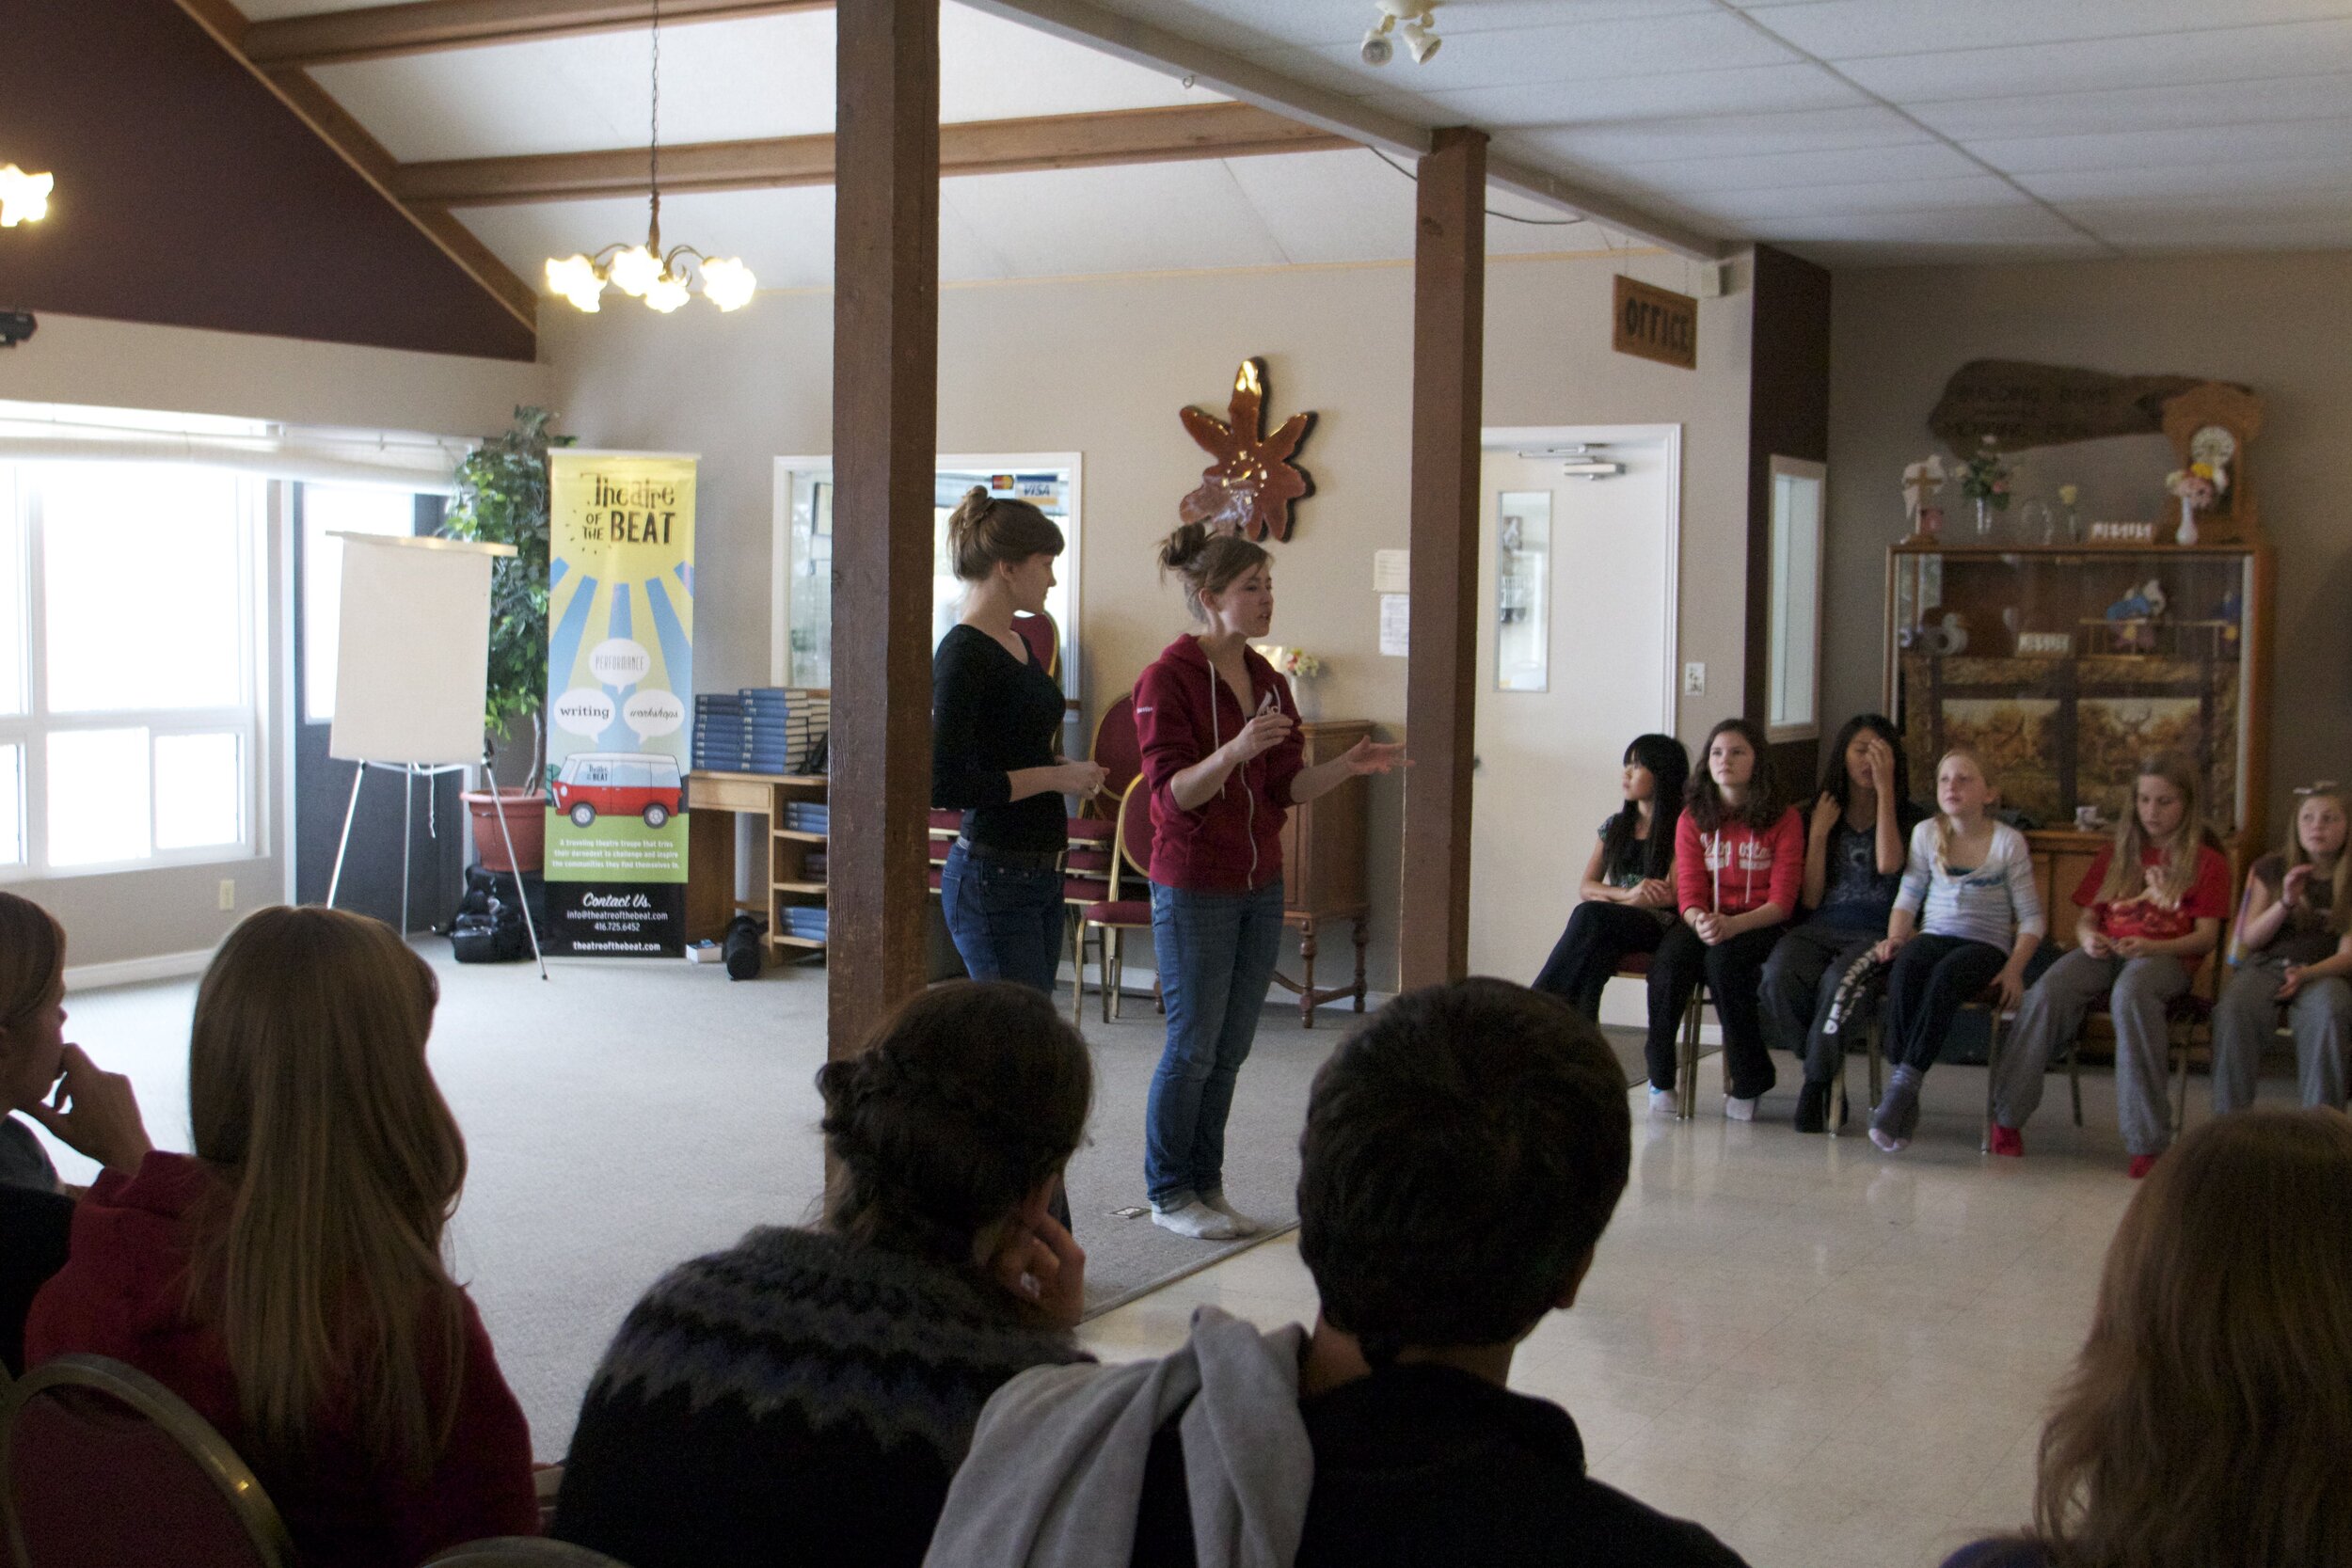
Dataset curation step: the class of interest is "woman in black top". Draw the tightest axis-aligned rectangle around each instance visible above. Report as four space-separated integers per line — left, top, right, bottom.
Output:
932 487 1105 994
1531 734 1690 1021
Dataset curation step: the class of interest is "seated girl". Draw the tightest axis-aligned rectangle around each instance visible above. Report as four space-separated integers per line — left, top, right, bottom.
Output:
1531 733 1689 1021
1942 1108 2352 1568
1992 755 2229 1176
553 980 1095 1568
27 906 538 1568
1648 719 1800 1120
1868 748 2043 1152
1760 715 1922 1133
2212 783 2352 1115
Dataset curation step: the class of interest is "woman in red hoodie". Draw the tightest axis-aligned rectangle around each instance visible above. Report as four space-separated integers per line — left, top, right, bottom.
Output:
1136 524 1403 1240
1650 719 1802 1120
27 906 537 1567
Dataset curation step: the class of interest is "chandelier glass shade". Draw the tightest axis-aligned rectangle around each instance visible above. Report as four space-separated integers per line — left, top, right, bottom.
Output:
543 0 753 314
0 164 54 229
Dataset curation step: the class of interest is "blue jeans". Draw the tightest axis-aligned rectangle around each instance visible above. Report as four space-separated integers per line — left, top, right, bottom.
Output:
939 842 1065 995
1145 878 1286 1208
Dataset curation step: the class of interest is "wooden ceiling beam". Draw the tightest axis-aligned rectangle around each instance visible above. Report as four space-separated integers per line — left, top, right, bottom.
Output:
174 0 539 333
392 101 1350 206
244 0 831 70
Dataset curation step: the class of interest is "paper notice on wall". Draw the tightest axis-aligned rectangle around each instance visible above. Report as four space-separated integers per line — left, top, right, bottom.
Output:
1373 549 1410 594
1379 594 1410 657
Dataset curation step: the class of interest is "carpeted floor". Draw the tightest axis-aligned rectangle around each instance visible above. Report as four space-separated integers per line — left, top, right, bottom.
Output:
48 942 1346 1460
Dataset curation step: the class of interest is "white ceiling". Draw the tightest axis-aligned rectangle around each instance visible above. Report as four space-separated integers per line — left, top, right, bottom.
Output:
250 0 2352 294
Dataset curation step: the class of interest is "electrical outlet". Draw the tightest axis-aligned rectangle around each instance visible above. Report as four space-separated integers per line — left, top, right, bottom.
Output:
1682 661 1707 696
217 879 235 911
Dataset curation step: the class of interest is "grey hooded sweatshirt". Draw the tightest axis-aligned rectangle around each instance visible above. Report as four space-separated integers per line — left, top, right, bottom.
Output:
923 1306 1311 1568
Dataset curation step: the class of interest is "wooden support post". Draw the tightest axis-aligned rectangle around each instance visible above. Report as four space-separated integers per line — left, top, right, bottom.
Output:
827 0 939 1060
1397 126 1486 992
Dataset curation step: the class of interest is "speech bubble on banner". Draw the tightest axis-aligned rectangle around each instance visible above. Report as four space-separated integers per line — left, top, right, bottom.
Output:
551 688 614 736
588 638 652 687
626 689 685 740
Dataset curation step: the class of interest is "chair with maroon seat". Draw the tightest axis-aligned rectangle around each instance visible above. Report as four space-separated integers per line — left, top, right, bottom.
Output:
1012 610 1059 680
1062 814 1117 1016
1085 692 1142 820
1 1353 295 1568
1077 779 1160 1023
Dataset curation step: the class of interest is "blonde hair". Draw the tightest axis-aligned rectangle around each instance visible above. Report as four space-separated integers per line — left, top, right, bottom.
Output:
945 486 1062 583
188 906 467 1476
2095 754 2202 904
2030 1109 2352 1567
1931 746 1994 874
0 891 65 1034
2285 785 2352 937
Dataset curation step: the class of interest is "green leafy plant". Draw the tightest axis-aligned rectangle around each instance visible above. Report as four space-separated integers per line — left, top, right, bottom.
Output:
441 405 569 782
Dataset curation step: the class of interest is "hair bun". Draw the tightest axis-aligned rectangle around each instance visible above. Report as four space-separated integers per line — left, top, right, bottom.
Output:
1157 521 1212 575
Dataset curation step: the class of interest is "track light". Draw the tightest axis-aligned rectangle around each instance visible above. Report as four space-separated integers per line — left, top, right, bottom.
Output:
1361 2 1441 68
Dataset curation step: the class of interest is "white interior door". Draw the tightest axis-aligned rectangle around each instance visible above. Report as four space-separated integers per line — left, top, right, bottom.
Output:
1470 431 1677 987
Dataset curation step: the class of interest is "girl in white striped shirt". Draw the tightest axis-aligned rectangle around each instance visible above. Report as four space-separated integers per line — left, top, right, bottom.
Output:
1867 748 2046 1151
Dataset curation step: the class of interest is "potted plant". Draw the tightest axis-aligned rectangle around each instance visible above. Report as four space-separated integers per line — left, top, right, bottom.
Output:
445 406 566 871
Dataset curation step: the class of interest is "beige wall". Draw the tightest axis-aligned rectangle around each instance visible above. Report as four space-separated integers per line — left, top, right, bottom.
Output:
4 313 550 972
546 251 1756 990
1827 252 2352 845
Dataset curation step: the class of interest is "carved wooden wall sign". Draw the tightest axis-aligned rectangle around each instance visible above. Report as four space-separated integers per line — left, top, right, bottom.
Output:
1928 359 2252 453
1612 275 1698 370
1180 356 1317 542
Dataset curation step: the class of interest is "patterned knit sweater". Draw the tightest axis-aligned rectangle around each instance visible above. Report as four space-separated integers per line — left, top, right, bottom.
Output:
552 1225 1088 1568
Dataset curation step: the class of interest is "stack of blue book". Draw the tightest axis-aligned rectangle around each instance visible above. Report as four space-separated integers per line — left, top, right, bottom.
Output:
782 801 830 835
779 906 829 942
738 688 803 775
691 694 745 773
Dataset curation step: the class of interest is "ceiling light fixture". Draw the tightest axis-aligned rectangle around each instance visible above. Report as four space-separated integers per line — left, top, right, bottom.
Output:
1361 1 1441 67
0 164 54 229
543 0 753 314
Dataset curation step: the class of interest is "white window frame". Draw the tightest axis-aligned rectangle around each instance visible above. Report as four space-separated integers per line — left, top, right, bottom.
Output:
0 462 266 879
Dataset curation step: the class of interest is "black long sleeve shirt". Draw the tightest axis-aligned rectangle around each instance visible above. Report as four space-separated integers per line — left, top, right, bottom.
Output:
930 623 1069 852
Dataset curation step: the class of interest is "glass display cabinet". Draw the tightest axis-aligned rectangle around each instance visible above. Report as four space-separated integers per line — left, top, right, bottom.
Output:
1885 542 2273 857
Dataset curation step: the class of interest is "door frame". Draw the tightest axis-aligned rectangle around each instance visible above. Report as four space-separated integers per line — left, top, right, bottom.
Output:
1480 423 1681 737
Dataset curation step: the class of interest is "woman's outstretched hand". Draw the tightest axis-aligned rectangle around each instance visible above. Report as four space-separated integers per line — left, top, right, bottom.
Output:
1340 739 1408 775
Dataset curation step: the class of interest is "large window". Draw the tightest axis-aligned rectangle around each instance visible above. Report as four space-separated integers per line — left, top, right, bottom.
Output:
0 462 263 875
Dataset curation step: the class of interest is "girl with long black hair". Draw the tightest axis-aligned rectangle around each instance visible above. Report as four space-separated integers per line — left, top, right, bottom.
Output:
1531 734 1691 1021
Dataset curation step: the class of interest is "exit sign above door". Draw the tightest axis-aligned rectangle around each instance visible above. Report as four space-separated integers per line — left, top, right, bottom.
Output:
1613 276 1697 371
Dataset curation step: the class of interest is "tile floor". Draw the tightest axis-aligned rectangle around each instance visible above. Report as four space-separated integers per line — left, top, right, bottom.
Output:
1079 1061 2153 1568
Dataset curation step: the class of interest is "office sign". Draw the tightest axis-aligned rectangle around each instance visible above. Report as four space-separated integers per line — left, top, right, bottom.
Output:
545 450 697 956
1613 276 1698 371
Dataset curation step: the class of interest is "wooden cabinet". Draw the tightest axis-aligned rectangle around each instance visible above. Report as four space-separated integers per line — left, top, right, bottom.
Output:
685 770 828 964
1272 719 1371 1027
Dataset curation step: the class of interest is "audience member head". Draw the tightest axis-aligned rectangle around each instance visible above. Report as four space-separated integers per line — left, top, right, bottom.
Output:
0 891 67 1116
2285 782 2350 930
1607 734 1688 882
1158 522 1272 634
2032 1108 2352 1566
1684 717 1780 832
190 905 466 1475
1820 712 1910 815
1929 746 1996 870
1297 978 1629 1362
946 486 1064 614
2096 752 2203 903
818 980 1092 1266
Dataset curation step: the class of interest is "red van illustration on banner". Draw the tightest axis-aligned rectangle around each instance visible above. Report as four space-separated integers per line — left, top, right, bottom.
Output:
550 752 685 829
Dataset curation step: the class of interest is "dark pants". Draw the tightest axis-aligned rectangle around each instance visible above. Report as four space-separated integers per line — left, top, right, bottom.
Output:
1645 922 1782 1100
939 842 1065 994
1760 920 1883 1086
1883 933 2007 1073
1532 901 1670 1020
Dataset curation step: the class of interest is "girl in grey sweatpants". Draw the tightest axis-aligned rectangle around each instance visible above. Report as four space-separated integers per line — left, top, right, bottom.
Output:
2211 790 2352 1113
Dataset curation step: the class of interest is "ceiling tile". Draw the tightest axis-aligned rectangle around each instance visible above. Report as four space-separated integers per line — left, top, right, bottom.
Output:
1782 235 2109 267
1738 0 2352 61
1606 140 1983 195
941 161 1290 277
1908 72 2352 140
1836 20 2352 103
1740 203 2086 243
1084 0 1716 52
1415 62 1870 125
1679 174 2031 223
2098 216 2352 248
1289 11 1803 95
1514 105 1927 165
2024 157 2352 203
1967 119 2352 175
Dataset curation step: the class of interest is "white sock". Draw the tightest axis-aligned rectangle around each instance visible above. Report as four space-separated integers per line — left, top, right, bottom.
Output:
1648 1086 1677 1116
1724 1095 1758 1122
1199 1191 1261 1236
1151 1199 1236 1241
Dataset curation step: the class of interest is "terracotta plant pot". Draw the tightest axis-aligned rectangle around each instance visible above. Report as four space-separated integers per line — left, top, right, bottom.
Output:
463 789 548 873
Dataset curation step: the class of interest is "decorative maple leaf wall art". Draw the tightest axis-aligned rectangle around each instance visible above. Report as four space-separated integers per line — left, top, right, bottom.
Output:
1179 357 1318 543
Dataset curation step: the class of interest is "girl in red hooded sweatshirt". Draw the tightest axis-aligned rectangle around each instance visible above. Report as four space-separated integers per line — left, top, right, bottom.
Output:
1649 718 1803 1120
1134 524 1403 1241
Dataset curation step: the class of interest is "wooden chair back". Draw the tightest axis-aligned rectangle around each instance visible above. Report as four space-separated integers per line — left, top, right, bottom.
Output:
1113 778 1153 901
